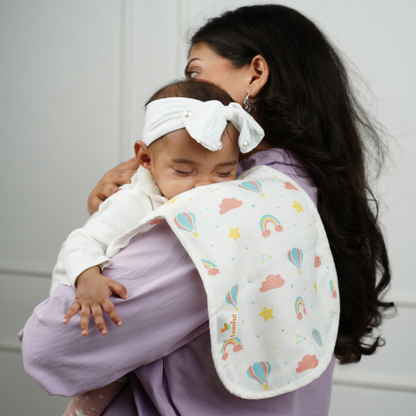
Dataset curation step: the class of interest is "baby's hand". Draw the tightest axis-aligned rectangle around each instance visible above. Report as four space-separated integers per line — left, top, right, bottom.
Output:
62 266 128 336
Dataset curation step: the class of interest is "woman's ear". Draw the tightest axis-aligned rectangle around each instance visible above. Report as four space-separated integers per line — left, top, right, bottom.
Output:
247 55 269 99
134 141 152 171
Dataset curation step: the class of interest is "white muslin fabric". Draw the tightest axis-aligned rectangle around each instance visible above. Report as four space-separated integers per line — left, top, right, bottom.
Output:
110 165 340 399
142 97 265 153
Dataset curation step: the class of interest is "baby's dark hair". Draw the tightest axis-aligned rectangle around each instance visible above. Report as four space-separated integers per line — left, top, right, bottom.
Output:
146 79 234 106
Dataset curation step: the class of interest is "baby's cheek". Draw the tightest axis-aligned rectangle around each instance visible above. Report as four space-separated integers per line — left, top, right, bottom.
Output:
162 179 186 200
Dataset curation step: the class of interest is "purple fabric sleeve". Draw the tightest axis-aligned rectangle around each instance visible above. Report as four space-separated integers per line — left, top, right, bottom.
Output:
20 220 209 396
20 149 333 415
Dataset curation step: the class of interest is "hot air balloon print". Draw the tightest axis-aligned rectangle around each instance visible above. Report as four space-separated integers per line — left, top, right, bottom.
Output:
330 280 337 298
288 248 303 275
259 215 283 238
221 337 243 361
312 329 326 353
225 284 239 311
247 361 271 390
238 180 265 197
174 212 199 238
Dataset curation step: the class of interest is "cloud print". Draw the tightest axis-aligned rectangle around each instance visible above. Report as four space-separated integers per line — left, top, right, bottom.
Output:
259 274 285 292
219 198 243 215
314 255 322 268
295 354 319 373
284 181 298 191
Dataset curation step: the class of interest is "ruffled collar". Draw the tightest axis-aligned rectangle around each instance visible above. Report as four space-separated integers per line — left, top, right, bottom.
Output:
130 166 168 204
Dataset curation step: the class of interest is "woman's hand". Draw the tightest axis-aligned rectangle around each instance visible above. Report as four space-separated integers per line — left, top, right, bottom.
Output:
87 157 140 215
62 266 129 336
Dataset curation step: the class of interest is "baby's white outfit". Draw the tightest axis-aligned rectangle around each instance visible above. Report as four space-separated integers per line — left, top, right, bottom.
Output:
51 97 264 296
50 167 167 295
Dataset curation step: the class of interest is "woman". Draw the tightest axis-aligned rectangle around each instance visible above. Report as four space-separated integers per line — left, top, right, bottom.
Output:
21 5 393 415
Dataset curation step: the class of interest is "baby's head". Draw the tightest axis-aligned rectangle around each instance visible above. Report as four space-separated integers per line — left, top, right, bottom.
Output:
135 80 263 200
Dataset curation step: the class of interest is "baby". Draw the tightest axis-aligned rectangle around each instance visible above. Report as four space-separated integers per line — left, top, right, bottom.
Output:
59 79 263 333
60 79 263 416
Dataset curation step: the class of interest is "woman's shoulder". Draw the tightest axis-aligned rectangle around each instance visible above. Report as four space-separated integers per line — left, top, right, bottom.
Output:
239 148 299 172
239 149 318 206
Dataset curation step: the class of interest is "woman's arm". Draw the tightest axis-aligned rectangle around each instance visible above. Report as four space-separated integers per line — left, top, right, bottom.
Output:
20 220 209 397
87 157 140 215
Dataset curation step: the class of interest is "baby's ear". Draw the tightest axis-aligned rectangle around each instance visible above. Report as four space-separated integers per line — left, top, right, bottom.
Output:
134 141 152 170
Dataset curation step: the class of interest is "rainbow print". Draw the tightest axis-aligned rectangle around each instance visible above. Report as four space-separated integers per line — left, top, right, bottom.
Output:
221 337 243 361
259 215 283 238
201 259 219 276
295 296 306 320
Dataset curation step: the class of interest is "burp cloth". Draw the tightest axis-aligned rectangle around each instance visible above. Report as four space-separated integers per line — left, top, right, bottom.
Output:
112 165 340 399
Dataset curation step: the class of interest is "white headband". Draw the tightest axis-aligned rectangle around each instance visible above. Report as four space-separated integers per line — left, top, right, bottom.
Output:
142 97 264 153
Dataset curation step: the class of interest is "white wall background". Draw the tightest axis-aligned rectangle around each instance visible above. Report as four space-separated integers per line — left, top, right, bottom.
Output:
0 0 415 414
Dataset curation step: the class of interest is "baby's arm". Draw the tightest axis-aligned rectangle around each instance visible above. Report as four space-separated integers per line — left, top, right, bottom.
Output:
62 184 154 335
63 184 153 287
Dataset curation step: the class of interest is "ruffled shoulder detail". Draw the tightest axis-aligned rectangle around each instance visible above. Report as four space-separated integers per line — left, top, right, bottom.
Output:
131 166 167 204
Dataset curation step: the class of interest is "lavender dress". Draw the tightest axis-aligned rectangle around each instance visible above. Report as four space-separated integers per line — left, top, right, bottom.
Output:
20 149 335 415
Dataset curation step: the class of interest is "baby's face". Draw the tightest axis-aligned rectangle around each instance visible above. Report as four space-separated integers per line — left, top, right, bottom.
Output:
150 128 239 200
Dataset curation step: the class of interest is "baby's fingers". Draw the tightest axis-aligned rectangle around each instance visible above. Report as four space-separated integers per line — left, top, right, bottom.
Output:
63 302 81 324
91 304 108 336
80 305 92 336
107 279 128 300
102 298 122 328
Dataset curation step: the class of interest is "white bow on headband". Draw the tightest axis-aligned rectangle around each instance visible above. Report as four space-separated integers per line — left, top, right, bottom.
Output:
142 97 264 153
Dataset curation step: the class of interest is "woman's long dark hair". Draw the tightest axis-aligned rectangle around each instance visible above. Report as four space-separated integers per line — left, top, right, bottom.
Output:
191 4 394 364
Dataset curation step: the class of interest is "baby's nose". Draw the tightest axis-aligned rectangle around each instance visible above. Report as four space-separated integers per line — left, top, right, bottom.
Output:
194 176 216 187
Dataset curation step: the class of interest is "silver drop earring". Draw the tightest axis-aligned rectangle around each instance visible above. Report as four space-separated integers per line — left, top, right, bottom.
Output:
244 94 257 113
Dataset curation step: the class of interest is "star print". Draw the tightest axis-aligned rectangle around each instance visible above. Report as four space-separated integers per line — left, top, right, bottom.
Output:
228 227 241 241
313 282 317 293
166 197 179 205
259 307 274 321
292 201 304 213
